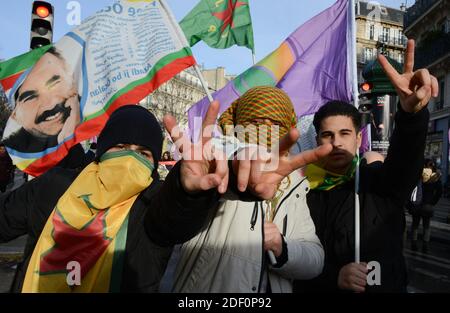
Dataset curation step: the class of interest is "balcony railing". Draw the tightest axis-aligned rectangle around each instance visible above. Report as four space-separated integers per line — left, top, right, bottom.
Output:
404 0 440 30
357 54 375 64
415 33 450 68
377 35 408 47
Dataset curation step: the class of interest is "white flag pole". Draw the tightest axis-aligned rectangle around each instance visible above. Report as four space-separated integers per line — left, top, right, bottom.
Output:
349 0 361 264
246 2 275 265
193 65 214 102
158 0 214 103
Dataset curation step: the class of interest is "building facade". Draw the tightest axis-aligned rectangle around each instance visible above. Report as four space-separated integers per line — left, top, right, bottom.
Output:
404 0 450 185
356 0 407 82
201 66 236 91
140 65 237 130
355 1 407 156
140 67 206 129
139 66 236 160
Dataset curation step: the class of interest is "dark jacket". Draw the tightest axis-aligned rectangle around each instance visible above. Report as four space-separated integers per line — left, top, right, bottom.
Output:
0 162 218 292
294 106 429 293
56 144 91 170
409 176 442 218
2 127 58 153
421 178 442 206
0 150 13 185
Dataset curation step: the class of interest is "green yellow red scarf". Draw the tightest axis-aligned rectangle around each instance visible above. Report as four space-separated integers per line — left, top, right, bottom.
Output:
22 150 153 293
305 156 358 191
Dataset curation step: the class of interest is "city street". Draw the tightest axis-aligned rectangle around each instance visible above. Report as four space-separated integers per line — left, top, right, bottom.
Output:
405 198 450 293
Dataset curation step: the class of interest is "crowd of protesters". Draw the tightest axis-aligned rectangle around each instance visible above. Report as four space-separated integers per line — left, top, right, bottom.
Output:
0 40 445 293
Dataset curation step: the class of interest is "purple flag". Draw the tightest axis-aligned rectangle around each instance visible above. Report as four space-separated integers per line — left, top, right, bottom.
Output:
188 0 352 131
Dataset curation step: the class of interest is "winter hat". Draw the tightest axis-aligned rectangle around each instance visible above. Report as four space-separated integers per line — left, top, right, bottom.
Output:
96 105 163 165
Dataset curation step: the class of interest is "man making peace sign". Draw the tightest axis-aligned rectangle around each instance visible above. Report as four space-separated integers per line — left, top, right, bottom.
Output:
294 39 439 293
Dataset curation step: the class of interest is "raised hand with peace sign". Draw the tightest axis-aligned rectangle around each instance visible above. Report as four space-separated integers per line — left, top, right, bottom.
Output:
378 39 439 113
164 100 332 199
163 101 229 195
233 128 332 200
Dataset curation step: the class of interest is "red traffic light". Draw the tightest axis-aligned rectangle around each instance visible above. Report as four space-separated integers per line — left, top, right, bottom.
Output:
36 6 50 18
31 2 53 50
360 82 373 92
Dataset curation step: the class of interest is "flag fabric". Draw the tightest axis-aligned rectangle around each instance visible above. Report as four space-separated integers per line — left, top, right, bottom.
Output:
0 0 196 176
187 0 352 150
305 155 358 190
180 0 254 51
22 150 153 292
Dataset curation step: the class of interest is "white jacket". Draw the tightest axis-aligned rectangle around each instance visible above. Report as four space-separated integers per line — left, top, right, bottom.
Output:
172 170 324 293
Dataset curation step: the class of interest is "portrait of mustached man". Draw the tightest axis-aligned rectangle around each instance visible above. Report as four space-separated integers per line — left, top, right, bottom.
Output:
3 47 80 153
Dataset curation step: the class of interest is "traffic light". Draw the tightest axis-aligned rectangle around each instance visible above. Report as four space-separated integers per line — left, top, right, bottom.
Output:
358 81 373 122
360 82 373 93
30 1 54 50
359 81 374 101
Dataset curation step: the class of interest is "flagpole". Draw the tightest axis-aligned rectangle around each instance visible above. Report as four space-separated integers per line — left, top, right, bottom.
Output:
349 0 361 264
193 65 214 102
159 0 214 103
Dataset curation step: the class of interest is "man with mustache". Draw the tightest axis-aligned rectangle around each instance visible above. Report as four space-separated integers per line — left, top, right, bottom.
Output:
2 47 80 153
294 40 439 292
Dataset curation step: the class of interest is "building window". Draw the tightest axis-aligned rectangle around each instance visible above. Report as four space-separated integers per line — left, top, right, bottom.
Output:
397 30 404 45
382 27 390 43
364 47 374 62
369 24 374 40
398 53 404 64
439 17 450 33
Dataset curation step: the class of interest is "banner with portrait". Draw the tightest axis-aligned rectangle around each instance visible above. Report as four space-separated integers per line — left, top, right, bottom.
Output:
0 0 195 176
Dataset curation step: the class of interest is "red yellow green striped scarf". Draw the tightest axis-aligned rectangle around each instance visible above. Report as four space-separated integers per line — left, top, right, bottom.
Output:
305 156 358 191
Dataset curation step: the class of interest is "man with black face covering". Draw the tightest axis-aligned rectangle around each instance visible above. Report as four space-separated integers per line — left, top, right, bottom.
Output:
0 104 224 292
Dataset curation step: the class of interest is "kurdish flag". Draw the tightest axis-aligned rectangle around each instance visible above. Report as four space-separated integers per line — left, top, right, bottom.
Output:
0 0 195 176
187 0 352 147
180 0 254 51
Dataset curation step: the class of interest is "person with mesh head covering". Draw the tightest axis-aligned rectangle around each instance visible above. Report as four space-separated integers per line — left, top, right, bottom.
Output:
172 86 325 293
218 85 297 149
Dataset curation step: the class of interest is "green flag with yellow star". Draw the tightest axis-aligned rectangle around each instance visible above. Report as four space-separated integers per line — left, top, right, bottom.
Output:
180 0 254 52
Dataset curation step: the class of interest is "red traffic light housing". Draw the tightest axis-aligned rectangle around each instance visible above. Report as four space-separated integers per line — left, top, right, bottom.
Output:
358 81 374 103
32 1 53 17
30 1 54 50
